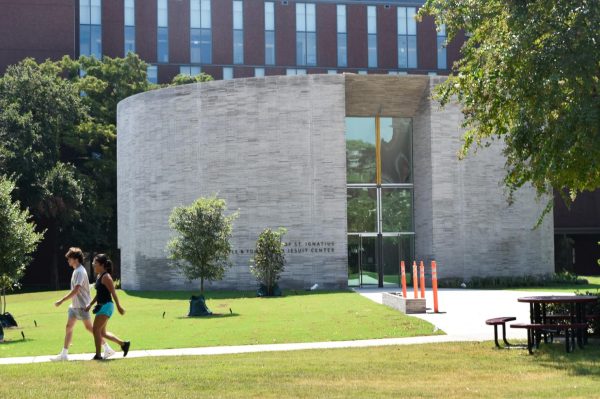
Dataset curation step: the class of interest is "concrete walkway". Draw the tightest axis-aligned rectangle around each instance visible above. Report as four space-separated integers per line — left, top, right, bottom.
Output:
0 288 569 365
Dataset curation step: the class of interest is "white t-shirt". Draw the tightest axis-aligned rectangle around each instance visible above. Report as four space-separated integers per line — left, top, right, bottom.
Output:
70 265 91 309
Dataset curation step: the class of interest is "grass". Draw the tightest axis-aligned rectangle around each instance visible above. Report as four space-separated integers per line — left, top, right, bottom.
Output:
511 275 600 293
0 290 440 358
1 342 599 398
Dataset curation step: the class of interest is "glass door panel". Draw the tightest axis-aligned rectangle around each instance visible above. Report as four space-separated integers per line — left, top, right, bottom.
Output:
359 236 378 285
347 235 360 287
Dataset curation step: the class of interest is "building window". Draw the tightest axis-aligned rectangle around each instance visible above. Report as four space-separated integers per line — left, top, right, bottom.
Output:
191 0 212 63
124 0 135 55
337 5 347 67
397 7 417 69
327 69 337 74
223 67 233 80
437 24 447 70
264 2 275 65
180 66 201 76
286 68 306 75
255 67 265 77
147 65 158 84
157 0 168 63
296 3 316 66
233 1 244 64
80 0 102 58
358 70 368 75
367 6 377 68
345 116 414 287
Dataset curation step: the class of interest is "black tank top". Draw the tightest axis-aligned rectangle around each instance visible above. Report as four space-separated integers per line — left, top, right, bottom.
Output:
95 272 113 304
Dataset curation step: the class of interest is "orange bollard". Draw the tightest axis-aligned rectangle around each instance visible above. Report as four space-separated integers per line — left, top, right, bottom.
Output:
412 261 418 299
432 261 439 313
419 261 425 299
400 261 407 298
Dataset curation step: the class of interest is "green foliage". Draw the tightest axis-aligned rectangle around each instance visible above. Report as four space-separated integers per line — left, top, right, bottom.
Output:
170 73 214 86
419 0 600 210
0 177 44 313
438 271 589 289
250 228 287 296
167 196 238 294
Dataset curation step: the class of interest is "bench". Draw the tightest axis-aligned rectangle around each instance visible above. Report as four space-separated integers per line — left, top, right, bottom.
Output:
485 317 516 348
510 323 588 354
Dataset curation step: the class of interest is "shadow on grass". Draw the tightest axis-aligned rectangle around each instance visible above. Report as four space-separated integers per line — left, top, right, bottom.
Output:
174 313 240 320
124 289 353 301
0 338 34 346
532 342 600 377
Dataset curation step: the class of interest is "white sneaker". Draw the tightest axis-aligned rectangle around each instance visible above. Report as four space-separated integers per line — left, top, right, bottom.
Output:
103 347 116 359
51 353 68 361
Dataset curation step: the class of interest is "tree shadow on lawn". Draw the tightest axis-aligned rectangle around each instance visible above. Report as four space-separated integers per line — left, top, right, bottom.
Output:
534 343 600 377
125 289 353 301
174 313 240 320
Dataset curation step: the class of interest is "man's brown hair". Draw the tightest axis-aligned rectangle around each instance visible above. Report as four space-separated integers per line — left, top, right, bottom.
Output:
65 247 84 264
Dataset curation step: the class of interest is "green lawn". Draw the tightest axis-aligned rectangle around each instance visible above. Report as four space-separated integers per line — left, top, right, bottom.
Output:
1 342 599 398
0 290 440 358
511 275 600 293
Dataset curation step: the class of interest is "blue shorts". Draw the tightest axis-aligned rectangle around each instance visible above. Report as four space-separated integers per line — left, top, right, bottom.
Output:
96 302 114 318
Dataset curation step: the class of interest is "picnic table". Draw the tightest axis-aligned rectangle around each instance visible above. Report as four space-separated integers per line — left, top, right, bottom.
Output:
517 295 598 351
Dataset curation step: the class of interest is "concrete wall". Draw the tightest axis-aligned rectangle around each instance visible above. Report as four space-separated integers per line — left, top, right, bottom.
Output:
415 78 554 279
117 74 348 290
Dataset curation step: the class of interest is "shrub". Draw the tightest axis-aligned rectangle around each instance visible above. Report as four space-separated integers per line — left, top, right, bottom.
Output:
250 228 287 296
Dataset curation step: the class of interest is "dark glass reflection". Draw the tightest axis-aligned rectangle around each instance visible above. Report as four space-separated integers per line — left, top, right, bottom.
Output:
347 188 377 233
382 188 412 232
346 118 376 184
380 117 412 183
382 235 414 287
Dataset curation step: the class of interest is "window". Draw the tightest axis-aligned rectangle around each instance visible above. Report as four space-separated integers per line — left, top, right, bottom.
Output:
157 0 168 63
358 70 368 75
437 24 446 70
180 66 202 76
233 1 244 64
80 0 102 58
367 6 377 68
296 3 316 66
264 2 275 65
191 0 212 63
255 67 265 77
337 5 347 67
124 0 135 55
147 65 158 84
397 7 417 69
286 68 306 75
327 69 337 74
223 67 233 80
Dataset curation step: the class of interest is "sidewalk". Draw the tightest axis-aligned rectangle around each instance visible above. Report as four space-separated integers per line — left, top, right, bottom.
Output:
0 288 570 365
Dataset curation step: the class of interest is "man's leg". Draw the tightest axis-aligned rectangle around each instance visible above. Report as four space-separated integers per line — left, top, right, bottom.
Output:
63 317 77 350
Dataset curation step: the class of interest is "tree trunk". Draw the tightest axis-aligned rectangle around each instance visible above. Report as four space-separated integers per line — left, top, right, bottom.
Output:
51 224 59 290
1 286 5 314
200 278 204 296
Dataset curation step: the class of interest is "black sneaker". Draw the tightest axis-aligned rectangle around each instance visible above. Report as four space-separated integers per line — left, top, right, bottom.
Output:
121 341 131 357
92 355 103 361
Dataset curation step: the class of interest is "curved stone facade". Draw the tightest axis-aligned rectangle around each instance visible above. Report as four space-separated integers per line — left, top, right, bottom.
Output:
117 75 348 290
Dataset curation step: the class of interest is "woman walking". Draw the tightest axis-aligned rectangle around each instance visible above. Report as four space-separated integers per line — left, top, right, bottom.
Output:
86 254 130 360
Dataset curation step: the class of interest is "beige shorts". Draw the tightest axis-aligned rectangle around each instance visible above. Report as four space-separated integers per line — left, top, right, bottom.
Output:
68 307 91 321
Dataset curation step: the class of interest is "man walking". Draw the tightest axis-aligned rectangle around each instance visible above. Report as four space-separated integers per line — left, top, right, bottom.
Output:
52 247 115 361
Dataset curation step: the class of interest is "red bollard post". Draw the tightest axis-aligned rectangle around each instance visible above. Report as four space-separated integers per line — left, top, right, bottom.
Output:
419 261 425 299
400 261 407 298
432 261 439 313
412 261 418 299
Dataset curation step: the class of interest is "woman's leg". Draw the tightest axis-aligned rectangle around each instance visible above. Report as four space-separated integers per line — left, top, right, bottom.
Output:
92 315 109 357
101 324 125 347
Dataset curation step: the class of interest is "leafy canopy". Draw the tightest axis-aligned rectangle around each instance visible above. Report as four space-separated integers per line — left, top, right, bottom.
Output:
419 0 600 207
167 196 238 294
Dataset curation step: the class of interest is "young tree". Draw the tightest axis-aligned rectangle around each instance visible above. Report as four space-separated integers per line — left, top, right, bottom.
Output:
167 197 238 294
419 0 600 214
0 177 44 313
250 228 287 296
170 72 213 86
